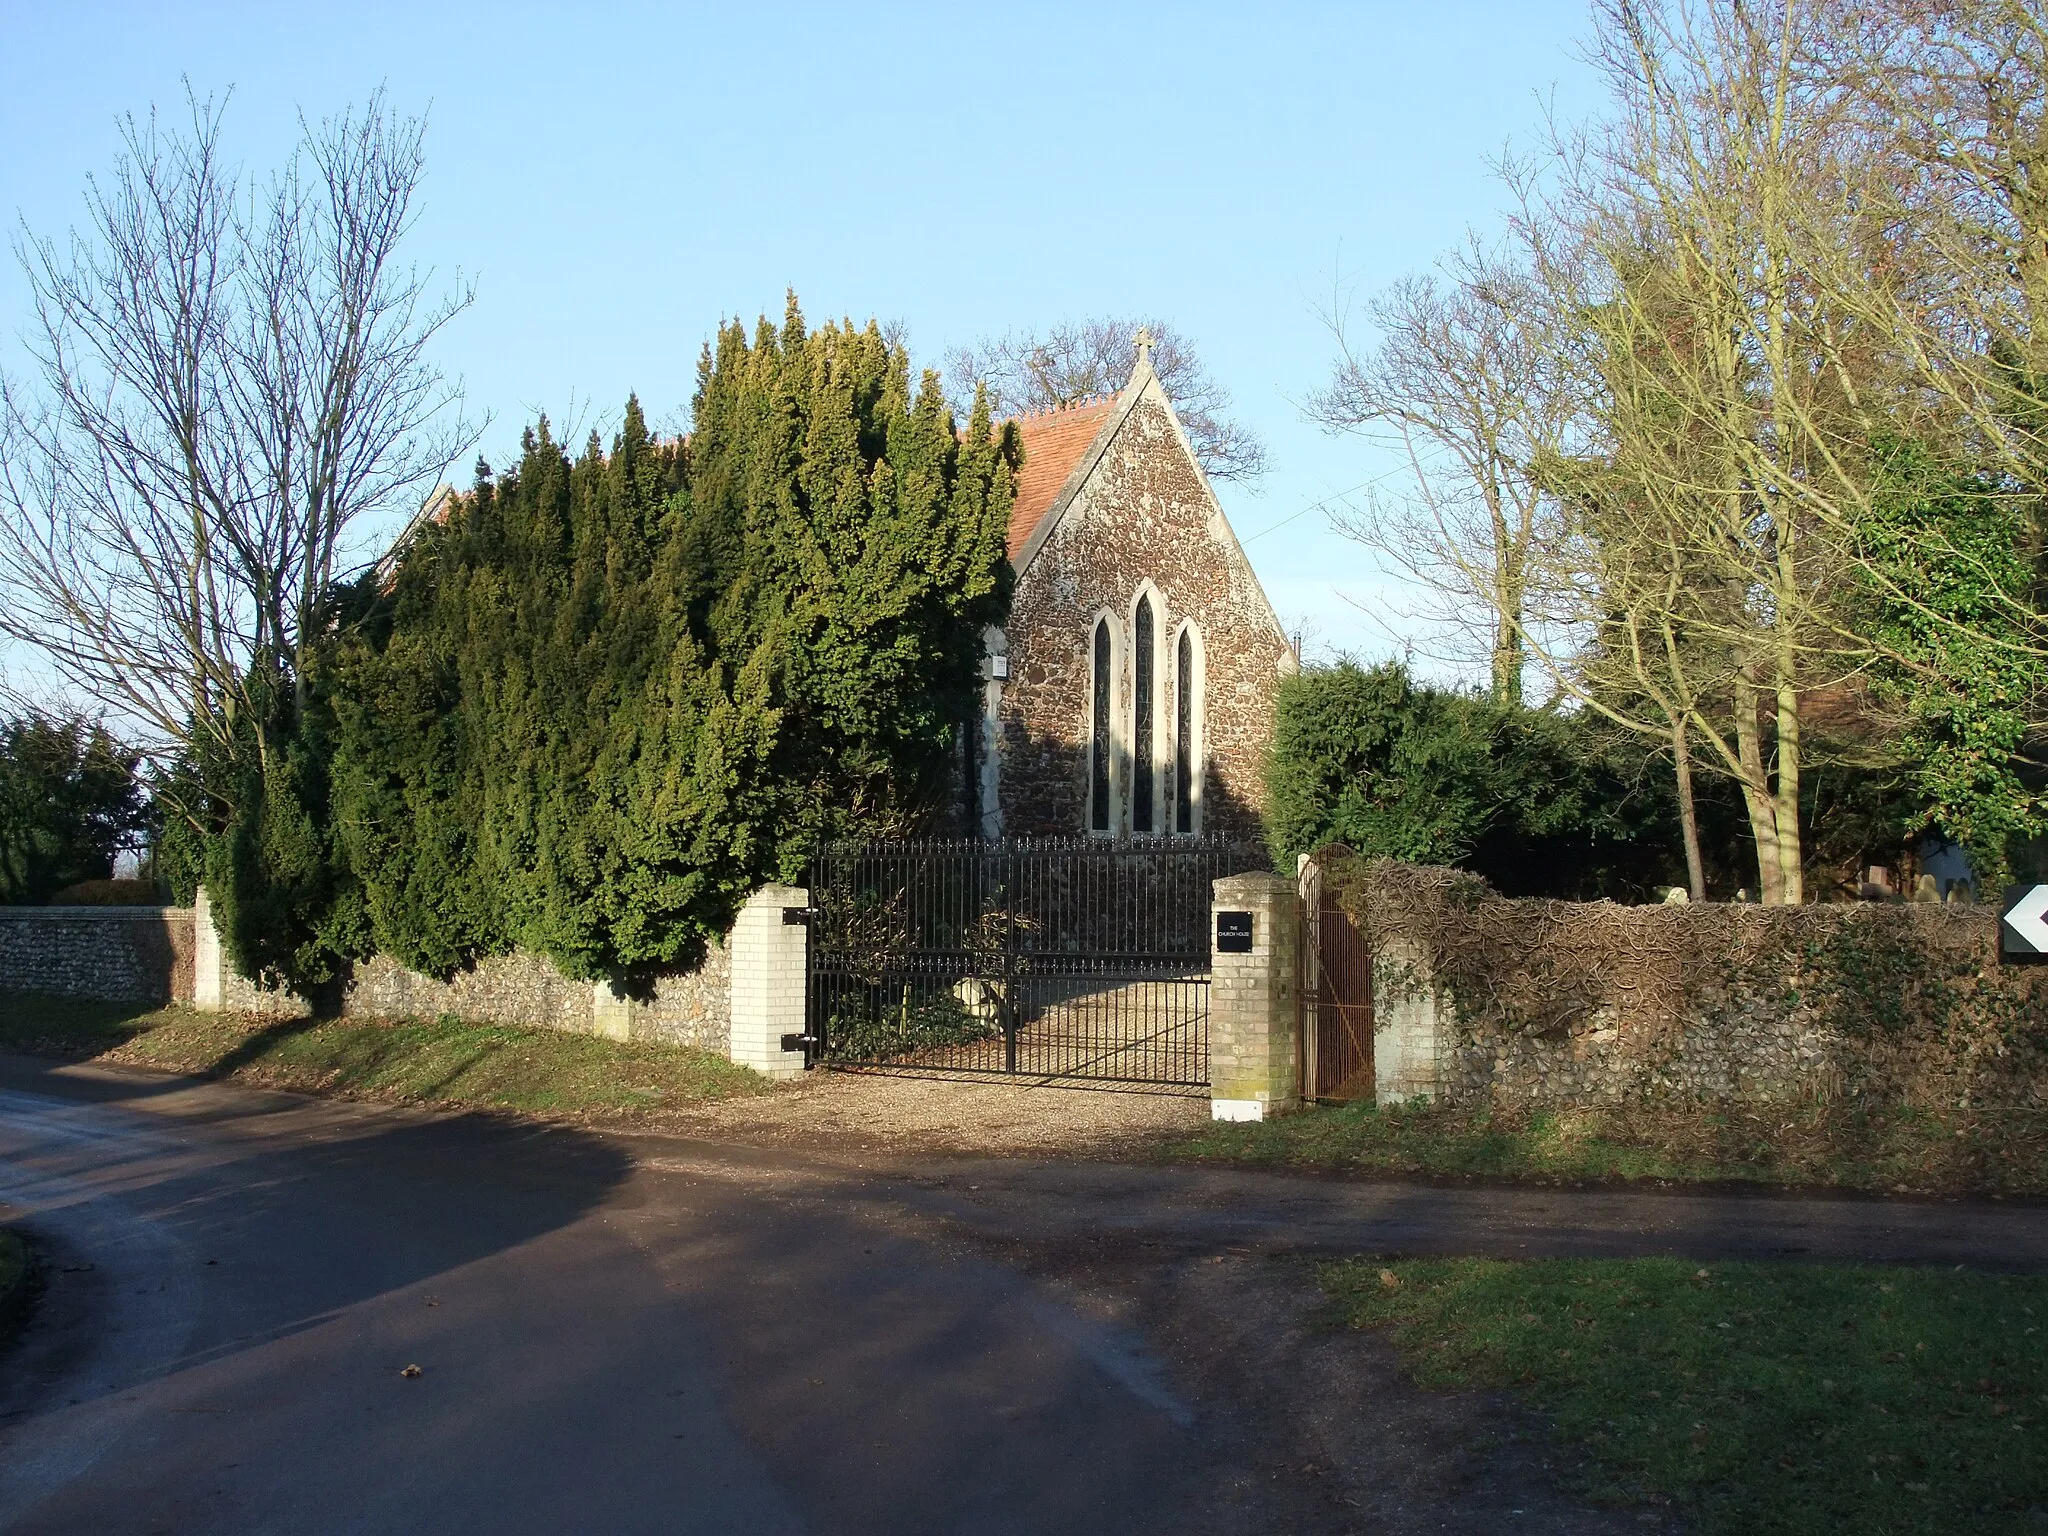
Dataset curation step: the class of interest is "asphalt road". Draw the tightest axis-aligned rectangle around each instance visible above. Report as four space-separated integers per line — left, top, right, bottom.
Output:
2 1053 2045 1536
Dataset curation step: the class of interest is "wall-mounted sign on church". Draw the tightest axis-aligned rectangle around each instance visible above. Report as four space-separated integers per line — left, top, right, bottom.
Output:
970 335 1297 841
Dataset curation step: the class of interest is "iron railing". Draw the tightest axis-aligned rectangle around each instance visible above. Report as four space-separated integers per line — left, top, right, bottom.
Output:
804 837 1268 1086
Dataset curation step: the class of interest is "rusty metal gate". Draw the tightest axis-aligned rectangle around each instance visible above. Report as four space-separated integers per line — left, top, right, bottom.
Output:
1300 851 1374 1101
802 838 1268 1087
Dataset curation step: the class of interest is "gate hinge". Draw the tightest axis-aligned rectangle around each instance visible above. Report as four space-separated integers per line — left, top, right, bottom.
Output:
780 1032 819 1054
782 905 820 925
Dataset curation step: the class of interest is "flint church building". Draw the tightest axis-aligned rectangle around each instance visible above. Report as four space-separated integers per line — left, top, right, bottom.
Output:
970 335 1296 841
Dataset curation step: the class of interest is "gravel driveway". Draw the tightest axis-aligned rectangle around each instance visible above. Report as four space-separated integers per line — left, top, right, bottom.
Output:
669 1065 1211 1155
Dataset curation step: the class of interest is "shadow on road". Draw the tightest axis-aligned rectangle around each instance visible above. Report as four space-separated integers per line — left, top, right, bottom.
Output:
0 1052 635 1410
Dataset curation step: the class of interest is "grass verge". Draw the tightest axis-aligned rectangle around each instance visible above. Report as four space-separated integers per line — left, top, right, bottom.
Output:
1170 1098 2048 1197
0 990 769 1120
1322 1256 2047 1534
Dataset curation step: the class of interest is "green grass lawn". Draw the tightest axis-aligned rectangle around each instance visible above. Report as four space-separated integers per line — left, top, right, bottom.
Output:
1323 1256 2047 1534
0 991 770 1120
1169 1097 2048 1198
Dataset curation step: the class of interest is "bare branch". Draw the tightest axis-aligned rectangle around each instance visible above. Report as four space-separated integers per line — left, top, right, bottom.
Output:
944 316 1269 483
0 86 479 796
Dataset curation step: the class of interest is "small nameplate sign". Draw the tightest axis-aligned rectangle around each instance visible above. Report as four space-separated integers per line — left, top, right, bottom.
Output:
1216 910 1254 954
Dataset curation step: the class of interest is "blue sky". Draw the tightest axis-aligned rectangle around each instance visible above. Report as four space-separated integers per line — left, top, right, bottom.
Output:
0 0 1602 674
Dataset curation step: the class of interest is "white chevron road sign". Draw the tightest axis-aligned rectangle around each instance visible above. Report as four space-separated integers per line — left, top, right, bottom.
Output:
2002 885 2048 960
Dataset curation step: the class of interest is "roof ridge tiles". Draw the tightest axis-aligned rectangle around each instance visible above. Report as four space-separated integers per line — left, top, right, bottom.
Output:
1006 392 1116 425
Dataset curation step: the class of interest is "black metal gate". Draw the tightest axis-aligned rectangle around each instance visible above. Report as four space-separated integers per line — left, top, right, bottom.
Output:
803 838 1267 1086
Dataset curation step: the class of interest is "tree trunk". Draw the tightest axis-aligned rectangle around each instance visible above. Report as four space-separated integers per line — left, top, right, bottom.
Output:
1733 663 1785 903
1491 621 1523 706
1673 715 1705 901
1492 561 1524 706
1773 668 1804 904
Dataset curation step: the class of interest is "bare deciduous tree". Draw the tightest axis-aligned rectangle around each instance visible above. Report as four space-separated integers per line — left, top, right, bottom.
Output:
1309 238 1577 704
945 317 1267 482
1530 0 1890 905
1324 0 1969 904
1815 0 2048 476
0 87 476 813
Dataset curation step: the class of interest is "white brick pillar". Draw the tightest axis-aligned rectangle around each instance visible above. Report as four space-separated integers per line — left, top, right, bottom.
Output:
728 883 810 1081
192 885 229 1011
1208 871 1301 1122
591 980 634 1042
1373 935 1445 1105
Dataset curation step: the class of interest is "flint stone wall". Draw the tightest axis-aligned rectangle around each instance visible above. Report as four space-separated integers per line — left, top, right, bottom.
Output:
0 906 197 1003
1339 857 2048 1109
3 902 731 1055
337 941 731 1052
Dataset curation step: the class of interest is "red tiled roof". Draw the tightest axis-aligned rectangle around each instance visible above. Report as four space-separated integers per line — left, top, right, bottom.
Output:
1004 396 1120 561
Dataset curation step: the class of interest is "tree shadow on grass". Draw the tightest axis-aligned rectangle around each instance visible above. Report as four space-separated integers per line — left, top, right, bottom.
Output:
191 1011 333 1081
0 991 164 1059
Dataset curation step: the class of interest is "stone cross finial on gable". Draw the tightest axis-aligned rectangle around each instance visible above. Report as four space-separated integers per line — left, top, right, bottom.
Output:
1133 327 1155 372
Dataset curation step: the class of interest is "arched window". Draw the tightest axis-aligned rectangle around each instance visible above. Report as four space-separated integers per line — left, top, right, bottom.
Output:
1090 617 1113 832
1131 596 1155 833
1174 623 1202 834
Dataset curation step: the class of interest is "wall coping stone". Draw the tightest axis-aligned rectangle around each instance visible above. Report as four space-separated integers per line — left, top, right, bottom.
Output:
0 906 193 922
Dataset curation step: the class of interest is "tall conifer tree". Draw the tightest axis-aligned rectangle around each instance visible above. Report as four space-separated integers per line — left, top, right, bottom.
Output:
323 298 1014 986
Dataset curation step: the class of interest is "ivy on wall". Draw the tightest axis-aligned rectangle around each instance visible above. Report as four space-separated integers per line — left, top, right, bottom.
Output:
1333 855 2048 1106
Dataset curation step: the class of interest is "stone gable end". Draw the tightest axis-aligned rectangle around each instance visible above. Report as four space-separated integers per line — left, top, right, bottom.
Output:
992 375 1294 840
